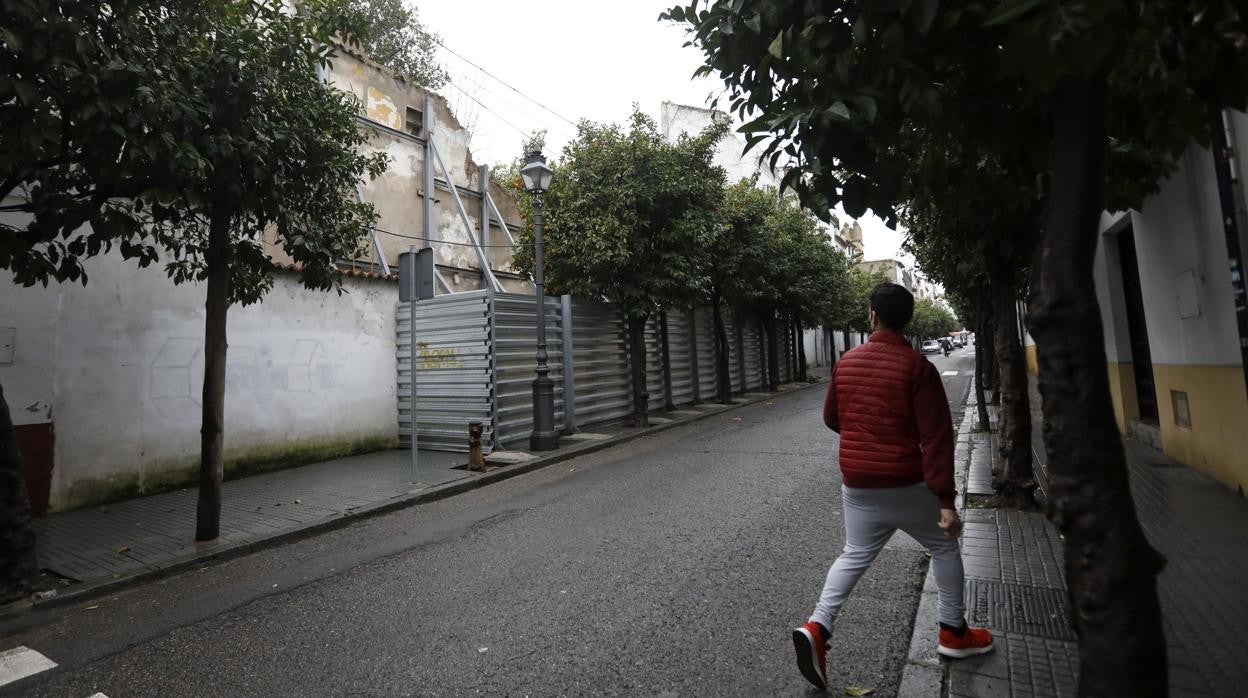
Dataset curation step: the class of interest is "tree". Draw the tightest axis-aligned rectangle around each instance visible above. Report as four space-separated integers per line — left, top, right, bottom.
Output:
1 0 386 547
706 180 774 402
511 109 726 426
345 0 446 88
909 299 956 344
759 197 849 383
667 1 1248 691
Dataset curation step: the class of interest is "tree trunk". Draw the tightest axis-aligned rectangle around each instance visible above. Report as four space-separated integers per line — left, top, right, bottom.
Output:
973 301 991 432
195 206 233 542
795 313 808 382
981 290 1000 404
0 382 37 603
659 310 674 411
711 297 733 404
1029 75 1167 696
842 329 851 357
990 260 1036 509
628 314 650 427
763 315 779 390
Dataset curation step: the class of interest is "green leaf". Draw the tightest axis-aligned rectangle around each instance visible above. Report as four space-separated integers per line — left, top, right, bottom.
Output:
983 0 1044 27
827 101 852 122
845 687 875 696
768 31 784 58
913 0 939 34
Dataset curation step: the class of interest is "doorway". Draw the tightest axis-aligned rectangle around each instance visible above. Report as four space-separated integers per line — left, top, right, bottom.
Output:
1118 225 1159 424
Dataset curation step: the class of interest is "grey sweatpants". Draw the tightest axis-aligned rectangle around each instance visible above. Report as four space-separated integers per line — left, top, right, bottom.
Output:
810 483 966 629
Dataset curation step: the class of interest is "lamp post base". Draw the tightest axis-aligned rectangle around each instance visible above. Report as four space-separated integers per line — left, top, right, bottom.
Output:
529 375 561 451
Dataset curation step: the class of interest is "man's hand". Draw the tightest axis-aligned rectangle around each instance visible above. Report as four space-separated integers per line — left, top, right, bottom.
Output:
938 508 962 540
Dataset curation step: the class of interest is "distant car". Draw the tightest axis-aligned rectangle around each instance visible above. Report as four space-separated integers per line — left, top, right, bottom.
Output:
952 337 964 348
921 340 942 354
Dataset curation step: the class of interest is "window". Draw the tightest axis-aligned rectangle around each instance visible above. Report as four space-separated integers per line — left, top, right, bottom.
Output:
405 107 423 137
1171 390 1191 429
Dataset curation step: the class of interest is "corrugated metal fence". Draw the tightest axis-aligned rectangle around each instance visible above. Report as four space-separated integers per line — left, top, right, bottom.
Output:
397 291 492 451
397 295 814 452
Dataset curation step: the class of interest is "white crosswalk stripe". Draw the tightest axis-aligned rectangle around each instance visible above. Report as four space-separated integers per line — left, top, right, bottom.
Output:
0 646 57 688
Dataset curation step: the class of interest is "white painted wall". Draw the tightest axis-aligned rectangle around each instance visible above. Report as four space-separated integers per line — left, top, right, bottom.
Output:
1 253 398 510
1096 140 1245 368
660 102 780 189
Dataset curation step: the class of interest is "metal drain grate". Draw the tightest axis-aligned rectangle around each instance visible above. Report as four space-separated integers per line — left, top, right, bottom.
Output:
965 579 1075 640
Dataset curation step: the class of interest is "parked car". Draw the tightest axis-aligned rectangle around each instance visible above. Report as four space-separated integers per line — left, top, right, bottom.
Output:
952 337 964 348
921 340 942 354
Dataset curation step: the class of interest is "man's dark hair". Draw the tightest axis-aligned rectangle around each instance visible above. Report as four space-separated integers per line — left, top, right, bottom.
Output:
870 282 914 330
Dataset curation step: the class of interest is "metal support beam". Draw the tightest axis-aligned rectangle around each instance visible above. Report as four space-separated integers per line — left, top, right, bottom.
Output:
486 190 517 246
430 141 503 293
480 165 491 273
562 295 577 434
660 310 674 410
422 96 436 253
688 308 700 404
487 284 502 450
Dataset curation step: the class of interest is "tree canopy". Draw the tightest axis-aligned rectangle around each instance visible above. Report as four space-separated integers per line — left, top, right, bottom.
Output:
1 0 388 546
344 0 447 88
510 108 727 319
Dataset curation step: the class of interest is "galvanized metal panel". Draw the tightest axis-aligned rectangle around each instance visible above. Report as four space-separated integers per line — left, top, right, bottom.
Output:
742 317 765 391
644 315 665 412
779 319 794 383
493 292 565 447
397 290 493 452
693 307 718 401
570 299 632 427
724 311 743 394
665 311 696 407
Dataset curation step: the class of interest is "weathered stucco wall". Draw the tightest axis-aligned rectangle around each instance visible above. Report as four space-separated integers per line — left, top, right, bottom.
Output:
1 254 399 512
328 47 527 292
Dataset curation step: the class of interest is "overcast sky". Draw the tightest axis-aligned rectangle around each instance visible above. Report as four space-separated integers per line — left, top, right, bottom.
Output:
418 0 909 263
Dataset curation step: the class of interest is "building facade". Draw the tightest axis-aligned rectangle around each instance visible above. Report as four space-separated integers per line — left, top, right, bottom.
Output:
1088 114 1248 493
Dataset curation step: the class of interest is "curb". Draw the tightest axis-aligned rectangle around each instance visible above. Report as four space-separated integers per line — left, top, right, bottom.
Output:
3 378 828 622
898 375 978 697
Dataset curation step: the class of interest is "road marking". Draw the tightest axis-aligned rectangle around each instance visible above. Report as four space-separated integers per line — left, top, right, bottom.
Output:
87 693 110 698
941 371 959 376
0 646 57 688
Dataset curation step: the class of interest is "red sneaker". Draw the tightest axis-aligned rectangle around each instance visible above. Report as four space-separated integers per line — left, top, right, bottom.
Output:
792 621 828 690
938 625 995 658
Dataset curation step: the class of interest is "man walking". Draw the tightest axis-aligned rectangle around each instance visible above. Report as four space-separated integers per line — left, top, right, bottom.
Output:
792 283 993 690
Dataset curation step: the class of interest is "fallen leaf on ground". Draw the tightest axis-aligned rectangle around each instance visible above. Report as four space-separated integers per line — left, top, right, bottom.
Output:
115 545 130 554
845 688 874 697
84 605 99 610
478 647 488 653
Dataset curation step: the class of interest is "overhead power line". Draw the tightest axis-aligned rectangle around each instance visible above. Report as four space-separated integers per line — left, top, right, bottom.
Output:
432 37 578 128
374 224 521 249
443 79 531 139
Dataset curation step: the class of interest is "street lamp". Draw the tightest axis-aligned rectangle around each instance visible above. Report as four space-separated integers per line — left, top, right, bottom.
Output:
521 150 559 451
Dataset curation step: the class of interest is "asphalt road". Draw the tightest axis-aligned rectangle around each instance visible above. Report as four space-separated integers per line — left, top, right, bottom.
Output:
1 346 976 698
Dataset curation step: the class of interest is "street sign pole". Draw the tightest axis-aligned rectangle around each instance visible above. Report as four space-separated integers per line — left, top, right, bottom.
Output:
408 245 419 482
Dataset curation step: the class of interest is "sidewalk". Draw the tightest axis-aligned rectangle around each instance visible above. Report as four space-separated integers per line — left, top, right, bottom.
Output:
904 382 1248 697
11 377 825 616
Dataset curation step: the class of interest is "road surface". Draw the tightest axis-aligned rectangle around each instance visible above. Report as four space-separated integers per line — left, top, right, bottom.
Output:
1 347 976 697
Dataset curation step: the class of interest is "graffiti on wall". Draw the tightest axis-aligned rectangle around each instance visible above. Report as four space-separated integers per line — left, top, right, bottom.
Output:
150 337 348 421
415 342 464 370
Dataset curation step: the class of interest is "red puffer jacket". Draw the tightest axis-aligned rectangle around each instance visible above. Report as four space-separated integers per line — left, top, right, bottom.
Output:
823 331 956 508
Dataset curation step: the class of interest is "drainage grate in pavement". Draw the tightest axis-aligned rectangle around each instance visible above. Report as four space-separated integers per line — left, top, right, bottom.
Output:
966 579 1075 641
